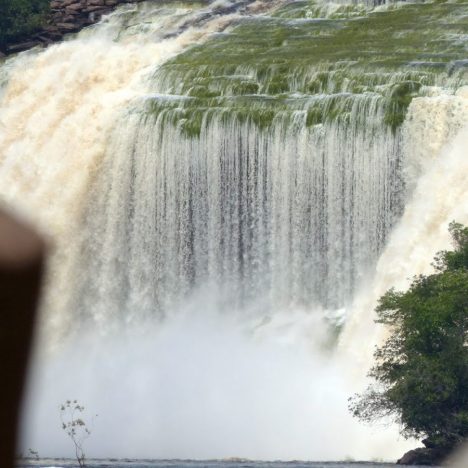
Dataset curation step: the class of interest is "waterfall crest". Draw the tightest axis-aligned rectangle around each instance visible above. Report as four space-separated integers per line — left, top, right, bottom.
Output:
63 0 468 328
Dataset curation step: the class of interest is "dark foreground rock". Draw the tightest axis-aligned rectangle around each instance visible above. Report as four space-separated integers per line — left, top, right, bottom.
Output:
397 447 452 465
2 0 146 56
0 211 45 467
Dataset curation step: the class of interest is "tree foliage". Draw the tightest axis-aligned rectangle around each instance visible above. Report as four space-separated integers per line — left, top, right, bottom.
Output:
349 222 468 449
0 0 49 51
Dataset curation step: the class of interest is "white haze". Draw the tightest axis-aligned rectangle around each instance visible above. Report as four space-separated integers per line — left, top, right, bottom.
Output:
22 290 412 460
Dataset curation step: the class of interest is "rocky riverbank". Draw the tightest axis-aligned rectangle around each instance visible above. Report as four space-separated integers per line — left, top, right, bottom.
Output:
397 438 458 466
397 448 448 466
1 0 146 56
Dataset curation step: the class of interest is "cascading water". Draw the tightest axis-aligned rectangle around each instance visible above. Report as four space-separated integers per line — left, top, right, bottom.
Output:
0 0 467 461
72 99 402 323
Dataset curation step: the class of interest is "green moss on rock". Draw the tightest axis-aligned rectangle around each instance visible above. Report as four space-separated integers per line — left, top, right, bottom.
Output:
146 0 468 135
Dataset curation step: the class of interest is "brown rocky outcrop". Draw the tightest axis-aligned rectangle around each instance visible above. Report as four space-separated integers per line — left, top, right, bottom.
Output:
397 447 450 466
2 0 147 55
397 439 459 466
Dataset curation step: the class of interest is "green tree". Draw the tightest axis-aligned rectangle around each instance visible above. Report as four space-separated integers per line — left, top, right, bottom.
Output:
0 0 49 51
349 222 468 453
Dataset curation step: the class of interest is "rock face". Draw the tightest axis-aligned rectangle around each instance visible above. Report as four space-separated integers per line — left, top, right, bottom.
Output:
3 0 146 55
397 442 453 466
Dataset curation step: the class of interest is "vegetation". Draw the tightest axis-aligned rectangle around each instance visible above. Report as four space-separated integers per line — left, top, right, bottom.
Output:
60 400 96 468
349 222 468 454
17 448 40 460
148 0 468 136
0 0 49 52
26 448 39 460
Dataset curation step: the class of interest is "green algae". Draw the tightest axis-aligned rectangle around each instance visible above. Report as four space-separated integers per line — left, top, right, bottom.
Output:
384 80 423 132
145 0 468 136
306 107 324 126
187 85 220 99
232 80 259 95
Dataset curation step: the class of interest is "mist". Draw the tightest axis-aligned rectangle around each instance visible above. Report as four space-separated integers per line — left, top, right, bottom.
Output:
21 290 412 461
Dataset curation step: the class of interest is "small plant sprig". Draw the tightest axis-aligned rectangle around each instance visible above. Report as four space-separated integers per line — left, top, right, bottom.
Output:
27 449 39 460
59 400 96 468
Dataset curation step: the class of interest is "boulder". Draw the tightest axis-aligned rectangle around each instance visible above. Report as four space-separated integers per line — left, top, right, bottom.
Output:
84 5 109 12
61 14 80 22
32 34 54 44
397 447 450 465
56 22 81 31
7 41 42 53
66 3 84 11
62 0 80 6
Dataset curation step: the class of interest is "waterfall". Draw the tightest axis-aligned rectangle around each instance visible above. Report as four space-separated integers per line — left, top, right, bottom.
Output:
0 0 278 337
70 100 402 326
0 0 467 461
341 88 468 358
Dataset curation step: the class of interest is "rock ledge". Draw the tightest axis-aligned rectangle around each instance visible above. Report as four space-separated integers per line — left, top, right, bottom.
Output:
3 0 146 55
397 447 450 466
